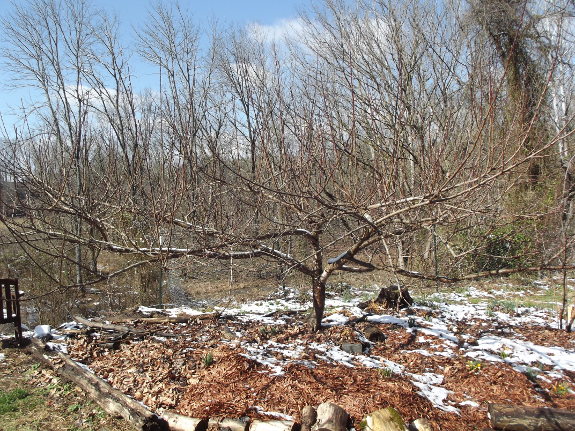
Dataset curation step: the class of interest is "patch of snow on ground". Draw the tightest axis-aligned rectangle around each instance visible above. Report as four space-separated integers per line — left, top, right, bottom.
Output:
0 353 5 361
137 305 206 317
45 342 68 354
411 381 460 414
460 400 480 407
367 315 408 327
465 335 575 377
322 313 350 326
222 298 309 321
241 346 285 376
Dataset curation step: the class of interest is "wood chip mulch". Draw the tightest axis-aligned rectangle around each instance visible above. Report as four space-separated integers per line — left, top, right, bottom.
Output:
64 314 575 431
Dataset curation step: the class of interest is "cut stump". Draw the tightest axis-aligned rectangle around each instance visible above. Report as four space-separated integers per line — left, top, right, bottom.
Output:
359 286 413 310
312 402 349 431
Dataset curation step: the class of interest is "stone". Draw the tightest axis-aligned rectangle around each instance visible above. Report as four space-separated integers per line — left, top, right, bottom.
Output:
340 343 363 355
364 407 407 431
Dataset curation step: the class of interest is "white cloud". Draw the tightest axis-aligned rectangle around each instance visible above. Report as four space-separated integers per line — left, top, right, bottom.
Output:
247 17 310 45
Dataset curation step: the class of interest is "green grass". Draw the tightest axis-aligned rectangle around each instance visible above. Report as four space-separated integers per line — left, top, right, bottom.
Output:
378 367 394 378
0 388 31 415
202 352 214 367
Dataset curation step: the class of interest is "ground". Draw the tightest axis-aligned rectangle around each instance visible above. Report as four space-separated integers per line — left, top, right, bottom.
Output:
0 343 136 431
3 277 575 431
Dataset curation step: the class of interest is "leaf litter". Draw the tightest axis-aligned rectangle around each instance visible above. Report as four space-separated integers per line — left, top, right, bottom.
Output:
54 281 575 431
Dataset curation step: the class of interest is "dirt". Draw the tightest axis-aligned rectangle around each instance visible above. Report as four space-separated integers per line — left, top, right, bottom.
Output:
0 342 136 431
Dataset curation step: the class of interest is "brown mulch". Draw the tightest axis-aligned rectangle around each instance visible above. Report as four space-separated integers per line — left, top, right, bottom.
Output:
64 314 575 431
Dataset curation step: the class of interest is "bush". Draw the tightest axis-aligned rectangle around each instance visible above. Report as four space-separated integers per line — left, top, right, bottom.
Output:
472 224 534 272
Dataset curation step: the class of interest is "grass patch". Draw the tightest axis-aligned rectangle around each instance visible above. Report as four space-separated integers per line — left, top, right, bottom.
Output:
0 388 30 415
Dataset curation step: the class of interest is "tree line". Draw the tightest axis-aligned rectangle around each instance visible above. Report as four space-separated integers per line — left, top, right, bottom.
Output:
1 0 575 330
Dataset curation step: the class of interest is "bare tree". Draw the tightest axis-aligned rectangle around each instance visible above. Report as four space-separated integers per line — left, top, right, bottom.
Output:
1 0 575 331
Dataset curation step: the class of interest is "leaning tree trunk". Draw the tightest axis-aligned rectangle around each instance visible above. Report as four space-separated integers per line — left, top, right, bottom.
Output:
312 278 326 332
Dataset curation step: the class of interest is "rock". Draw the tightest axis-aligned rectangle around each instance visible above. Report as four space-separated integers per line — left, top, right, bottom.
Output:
221 326 238 340
408 418 432 431
466 337 478 346
312 402 349 431
340 343 363 355
33 325 52 341
364 407 407 431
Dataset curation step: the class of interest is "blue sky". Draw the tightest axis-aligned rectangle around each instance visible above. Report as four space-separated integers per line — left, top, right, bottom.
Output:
0 0 307 132
94 0 306 27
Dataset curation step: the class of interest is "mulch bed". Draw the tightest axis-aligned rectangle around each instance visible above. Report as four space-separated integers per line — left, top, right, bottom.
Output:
64 313 575 431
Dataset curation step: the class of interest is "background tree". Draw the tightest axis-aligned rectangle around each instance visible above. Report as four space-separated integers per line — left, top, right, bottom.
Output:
1 0 574 330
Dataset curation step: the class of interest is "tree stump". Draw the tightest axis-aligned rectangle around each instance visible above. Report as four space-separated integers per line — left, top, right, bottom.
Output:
374 285 413 309
311 403 349 431
301 406 317 431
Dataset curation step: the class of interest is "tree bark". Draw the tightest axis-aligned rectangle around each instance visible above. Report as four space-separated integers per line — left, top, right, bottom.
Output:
73 315 142 334
488 403 575 431
301 406 317 431
209 418 250 431
312 279 326 332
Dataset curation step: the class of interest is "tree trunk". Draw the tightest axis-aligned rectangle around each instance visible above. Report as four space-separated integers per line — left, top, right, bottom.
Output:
312 278 326 332
488 403 575 431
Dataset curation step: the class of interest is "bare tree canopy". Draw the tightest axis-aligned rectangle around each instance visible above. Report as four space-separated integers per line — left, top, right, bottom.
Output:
1 0 575 330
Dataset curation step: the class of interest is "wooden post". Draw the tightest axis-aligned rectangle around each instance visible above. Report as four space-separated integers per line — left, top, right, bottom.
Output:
0 279 23 346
